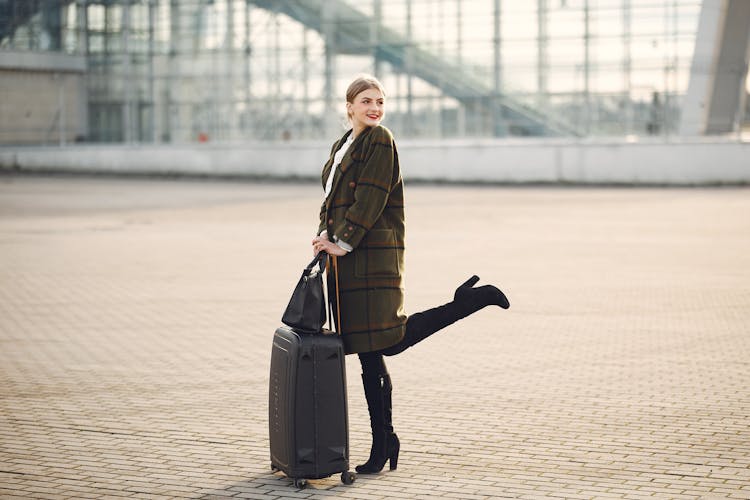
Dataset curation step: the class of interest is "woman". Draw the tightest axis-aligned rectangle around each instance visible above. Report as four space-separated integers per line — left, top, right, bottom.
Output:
312 75 510 474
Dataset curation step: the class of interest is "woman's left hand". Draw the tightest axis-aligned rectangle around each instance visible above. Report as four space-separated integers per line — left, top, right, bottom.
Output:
312 236 348 257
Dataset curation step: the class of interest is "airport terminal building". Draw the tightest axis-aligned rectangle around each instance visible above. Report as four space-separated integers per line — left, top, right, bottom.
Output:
1 0 748 183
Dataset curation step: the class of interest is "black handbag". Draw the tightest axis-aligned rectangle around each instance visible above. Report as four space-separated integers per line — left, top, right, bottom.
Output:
281 252 328 334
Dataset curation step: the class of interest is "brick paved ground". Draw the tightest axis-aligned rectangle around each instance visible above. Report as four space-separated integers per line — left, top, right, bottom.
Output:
0 175 748 500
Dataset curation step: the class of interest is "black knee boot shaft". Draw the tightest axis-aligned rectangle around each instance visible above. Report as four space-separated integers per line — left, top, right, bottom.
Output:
357 353 400 474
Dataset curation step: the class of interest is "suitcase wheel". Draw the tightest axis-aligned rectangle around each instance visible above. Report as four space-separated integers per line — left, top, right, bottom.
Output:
293 478 308 489
341 471 356 485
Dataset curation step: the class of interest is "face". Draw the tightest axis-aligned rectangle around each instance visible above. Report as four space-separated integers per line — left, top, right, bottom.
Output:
347 88 385 134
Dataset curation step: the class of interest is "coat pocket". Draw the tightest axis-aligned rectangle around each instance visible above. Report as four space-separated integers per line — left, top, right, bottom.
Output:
355 229 400 279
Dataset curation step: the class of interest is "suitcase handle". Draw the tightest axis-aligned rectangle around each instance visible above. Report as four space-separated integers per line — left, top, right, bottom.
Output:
324 255 342 336
332 256 342 336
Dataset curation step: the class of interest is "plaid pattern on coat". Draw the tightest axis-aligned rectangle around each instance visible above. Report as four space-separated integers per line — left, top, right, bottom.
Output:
319 125 407 354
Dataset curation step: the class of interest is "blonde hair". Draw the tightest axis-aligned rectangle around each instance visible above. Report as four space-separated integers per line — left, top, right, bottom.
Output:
346 75 386 122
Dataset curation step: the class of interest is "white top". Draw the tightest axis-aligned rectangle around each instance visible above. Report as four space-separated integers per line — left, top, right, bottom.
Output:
320 132 355 253
324 132 354 199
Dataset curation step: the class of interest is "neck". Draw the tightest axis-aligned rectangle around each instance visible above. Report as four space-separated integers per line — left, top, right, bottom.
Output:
351 124 368 138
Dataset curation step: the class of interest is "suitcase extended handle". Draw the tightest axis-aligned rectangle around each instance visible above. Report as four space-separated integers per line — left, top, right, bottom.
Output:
332 256 342 336
306 251 341 335
321 254 342 336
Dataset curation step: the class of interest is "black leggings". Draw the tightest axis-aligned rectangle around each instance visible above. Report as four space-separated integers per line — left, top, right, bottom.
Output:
358 351 387 378
358 311 433 378
356 294 471 378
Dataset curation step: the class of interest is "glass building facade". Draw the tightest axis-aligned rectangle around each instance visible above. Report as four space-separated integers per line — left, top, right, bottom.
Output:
1 0 704 143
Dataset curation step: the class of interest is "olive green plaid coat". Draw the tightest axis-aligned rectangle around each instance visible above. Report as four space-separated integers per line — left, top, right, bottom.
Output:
319 125 407 354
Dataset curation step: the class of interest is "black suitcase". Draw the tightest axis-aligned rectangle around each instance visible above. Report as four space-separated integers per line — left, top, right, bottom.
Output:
268 325 356 488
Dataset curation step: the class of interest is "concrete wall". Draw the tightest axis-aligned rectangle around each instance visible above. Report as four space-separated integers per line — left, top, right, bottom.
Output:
1 138 748 185
0 51 88 145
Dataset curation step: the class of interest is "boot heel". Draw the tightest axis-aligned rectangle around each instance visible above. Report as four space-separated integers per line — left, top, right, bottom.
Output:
389 435 400 470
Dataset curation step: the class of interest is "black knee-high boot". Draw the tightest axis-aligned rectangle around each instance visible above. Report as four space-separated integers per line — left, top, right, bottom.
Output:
382 275 510 356
357 355 400 474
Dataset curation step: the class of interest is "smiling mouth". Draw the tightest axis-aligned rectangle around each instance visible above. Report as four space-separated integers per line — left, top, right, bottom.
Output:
367 114 380 120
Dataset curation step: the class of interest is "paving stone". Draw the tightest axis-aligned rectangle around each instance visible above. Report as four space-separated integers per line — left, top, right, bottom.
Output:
1 176 749 499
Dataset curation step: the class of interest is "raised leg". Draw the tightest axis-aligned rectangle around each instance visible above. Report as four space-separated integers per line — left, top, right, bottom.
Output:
381 275 510 356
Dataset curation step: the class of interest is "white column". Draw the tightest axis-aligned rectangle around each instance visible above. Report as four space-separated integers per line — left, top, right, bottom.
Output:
680 0 750 135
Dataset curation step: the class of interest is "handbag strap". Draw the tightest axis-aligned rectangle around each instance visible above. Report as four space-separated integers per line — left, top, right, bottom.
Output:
306 252 326 276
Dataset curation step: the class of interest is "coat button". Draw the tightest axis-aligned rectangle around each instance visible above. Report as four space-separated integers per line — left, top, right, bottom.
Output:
348 226 353 231
344 233 349 238
349 181 356 188
328 219 334 225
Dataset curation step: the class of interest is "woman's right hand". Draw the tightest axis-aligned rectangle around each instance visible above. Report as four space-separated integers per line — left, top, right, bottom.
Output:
312 231 327 255
312 235 347 257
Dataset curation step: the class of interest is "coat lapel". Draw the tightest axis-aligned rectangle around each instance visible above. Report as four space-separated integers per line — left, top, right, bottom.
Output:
325 129 367 208
321 134 346 189
321 157 335 191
